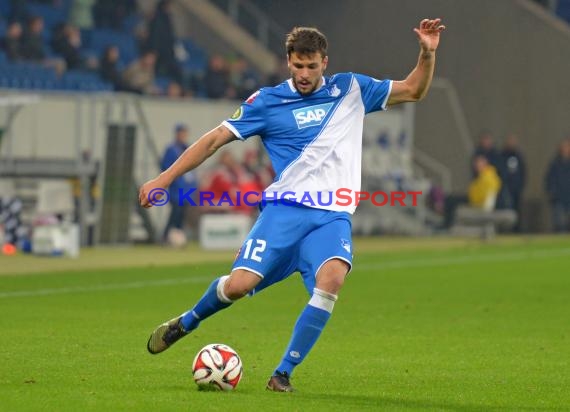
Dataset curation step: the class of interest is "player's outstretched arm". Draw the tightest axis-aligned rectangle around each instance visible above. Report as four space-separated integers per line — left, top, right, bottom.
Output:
387 18 446 106
139 125 236 208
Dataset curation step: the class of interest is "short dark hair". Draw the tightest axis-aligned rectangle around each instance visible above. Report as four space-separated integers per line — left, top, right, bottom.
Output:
286 27 328 58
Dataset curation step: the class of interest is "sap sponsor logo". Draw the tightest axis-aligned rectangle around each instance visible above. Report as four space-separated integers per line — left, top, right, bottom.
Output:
292 102 334 129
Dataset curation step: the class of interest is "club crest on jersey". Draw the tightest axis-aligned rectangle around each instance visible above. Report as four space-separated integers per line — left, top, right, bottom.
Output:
341 238 351 253
292 102 334 129
328 84 341 97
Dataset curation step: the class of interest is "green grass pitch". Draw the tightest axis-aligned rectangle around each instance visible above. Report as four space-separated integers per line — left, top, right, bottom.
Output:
1 237 569 411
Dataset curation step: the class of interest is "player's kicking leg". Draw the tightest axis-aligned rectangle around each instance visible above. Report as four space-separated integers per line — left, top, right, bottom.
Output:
267 258 349 392
147 270 260 354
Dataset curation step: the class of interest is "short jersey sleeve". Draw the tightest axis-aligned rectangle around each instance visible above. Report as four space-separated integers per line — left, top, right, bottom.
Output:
222 89 266 140
354 74 393 114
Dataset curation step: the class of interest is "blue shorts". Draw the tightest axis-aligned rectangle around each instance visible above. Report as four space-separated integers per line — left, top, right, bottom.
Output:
232 202 353 295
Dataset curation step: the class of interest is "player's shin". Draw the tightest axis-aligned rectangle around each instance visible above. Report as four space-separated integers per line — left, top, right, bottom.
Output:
180 275 234 331
274 288 337 376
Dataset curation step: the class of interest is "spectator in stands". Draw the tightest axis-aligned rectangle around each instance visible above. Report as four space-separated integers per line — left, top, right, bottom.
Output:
161 123 198 242
69 0 95 30
166 81 184 98
51 23 93 70
472 130 502 176
21 15 46 62
21 15 66 75
201 150 259 215
133 18 149 54
122 49 159 94
204 55 232 99
468 155 502 211
443 155 502 228
450 155 517 237
545 138 570 232
242 148 274 191
1 22 24 61
147 0 182 83
230 57 260 100
500 133 526 229
99 45 124 90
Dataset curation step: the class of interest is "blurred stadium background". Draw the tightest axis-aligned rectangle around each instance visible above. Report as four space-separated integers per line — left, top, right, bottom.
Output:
1 1 570 410
0 0 569 253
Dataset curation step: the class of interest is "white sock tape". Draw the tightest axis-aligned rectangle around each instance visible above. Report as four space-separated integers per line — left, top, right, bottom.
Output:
216 275 233 303
308 288 338 313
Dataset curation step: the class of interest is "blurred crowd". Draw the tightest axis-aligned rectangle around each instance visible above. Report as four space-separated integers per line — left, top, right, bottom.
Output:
439 131 570 233
0 0 284 97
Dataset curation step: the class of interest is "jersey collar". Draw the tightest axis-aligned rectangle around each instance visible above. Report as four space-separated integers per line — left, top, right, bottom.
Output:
287 77 327 94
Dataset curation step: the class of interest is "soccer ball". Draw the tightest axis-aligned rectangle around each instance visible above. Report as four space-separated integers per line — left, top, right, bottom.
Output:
192 343 243 391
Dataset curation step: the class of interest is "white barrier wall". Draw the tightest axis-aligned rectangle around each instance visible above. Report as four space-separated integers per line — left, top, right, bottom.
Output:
0 91 257 169
0 91 260 237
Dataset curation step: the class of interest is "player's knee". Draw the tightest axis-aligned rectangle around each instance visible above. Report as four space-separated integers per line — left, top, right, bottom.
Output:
223 270 260 300
224 284 250 300
315 259 349 294
317 274 345 294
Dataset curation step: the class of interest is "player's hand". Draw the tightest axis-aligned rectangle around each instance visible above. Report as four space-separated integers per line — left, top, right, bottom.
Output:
138 176 168 208
414 18 446 52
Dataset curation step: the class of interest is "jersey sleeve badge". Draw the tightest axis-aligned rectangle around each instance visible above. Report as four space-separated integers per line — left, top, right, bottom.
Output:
230 106 243 120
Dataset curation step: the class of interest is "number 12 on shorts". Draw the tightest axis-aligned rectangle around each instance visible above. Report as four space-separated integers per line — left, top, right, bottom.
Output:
242 239 266 262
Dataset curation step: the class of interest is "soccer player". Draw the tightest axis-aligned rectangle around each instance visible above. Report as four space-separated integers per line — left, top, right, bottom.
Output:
140 19 446 392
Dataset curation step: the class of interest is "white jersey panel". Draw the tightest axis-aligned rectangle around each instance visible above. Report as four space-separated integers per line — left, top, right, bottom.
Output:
266 77 365 214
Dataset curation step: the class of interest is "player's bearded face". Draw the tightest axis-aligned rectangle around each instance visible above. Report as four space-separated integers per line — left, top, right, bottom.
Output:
288 52 328 96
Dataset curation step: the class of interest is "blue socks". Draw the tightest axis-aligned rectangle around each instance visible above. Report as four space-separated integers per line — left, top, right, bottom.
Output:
275 288 338 376
180 276 233 332
179 279 338 378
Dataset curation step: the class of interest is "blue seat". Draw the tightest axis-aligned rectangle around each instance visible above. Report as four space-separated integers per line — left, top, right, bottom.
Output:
88 29 138 65
180 38 208 74
122 14 141 33
0 19 7 38
556 0 570 23
27 3 67 28
27 4 65 43
154 76 171 93
0 3 11 20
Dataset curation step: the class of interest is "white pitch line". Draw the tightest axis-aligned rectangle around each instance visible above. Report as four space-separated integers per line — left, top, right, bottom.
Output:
1 248 569 299
0 276 212 299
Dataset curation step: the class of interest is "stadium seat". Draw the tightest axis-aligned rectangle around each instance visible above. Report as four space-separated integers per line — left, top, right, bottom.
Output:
556 0 570 23
88 29 139 65
181 38 208 74
60 69 112 91
0 3 11 19
154 76 172 94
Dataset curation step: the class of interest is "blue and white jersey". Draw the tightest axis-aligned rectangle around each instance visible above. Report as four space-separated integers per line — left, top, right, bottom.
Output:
222 73 392 214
